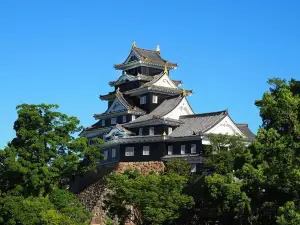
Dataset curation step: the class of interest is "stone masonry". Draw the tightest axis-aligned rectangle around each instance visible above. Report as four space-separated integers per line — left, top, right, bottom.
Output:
77 161 165 225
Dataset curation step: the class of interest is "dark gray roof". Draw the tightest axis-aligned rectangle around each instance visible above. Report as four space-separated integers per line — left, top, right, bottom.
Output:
236 124 256 141
114 46 177 69
126 95 184 124
161 154 203 164
109 72 183 88
124 85 193 96
96 91 145 116
169 110 228 137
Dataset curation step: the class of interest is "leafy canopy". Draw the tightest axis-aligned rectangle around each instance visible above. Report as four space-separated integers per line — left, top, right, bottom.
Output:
0 103 103 196
105 169 194 225
0 189 90 225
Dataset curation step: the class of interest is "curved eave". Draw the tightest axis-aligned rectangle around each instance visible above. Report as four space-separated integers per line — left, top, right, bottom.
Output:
94 110 146 119
124 86 193 96
123 118 183 128
99 93 116 101
114 61 178 70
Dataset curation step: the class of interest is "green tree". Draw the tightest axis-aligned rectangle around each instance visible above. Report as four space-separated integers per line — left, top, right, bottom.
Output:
277 201 300 225
0 104 103 196
205 173 251 224
238 78 300 224
0 189 90 225
165 160 191 178
105 170 194 225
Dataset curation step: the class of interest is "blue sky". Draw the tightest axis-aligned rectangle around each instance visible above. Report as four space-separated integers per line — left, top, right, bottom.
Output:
0 0 300 148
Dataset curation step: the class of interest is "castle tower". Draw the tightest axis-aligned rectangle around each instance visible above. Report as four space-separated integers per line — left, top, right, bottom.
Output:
80 42 255 172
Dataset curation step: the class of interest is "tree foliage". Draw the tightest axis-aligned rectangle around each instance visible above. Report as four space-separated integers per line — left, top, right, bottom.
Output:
0 104 103 196
105 169 194 225
0 104 100 225
0 189 90 225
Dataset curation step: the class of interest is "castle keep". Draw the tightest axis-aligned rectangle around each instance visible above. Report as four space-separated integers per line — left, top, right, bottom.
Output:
80 42 255 173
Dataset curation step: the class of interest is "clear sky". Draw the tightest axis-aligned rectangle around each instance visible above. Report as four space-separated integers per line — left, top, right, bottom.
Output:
1 0 300 148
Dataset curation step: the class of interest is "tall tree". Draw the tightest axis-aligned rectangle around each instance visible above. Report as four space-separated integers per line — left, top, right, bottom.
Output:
238 78 300 224
0 104 103 196
105 169 194 225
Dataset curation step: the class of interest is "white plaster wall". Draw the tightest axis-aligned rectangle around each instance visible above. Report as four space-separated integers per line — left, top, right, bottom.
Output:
205 116 245 137
163 98 194 120
154 74 177 88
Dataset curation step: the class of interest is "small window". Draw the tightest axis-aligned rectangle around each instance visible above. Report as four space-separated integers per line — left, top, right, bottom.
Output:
122 115 127 123
191 164 196 173
143 146 150 155
181 145 186 154
168 146 173 155
168 127 173 134
111 117 117 125
199 157 204 164
103 150 108 160
112 149 116 158
125 147 134 156
149 127 154 135
191 144 196 154
152 95 158 104
101 120 105 126
132 115 136 121
139 128 143 136
140 96 146 105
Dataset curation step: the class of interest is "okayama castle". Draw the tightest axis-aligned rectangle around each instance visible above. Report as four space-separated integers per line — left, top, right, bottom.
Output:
80 42 255 172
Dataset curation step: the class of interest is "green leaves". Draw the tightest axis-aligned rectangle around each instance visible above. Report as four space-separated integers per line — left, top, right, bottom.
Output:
0 103 103 196
277 201 300 225
0 190 90 225
105 170 194 225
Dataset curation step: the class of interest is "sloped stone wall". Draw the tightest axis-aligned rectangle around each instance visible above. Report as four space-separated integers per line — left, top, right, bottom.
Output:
78 161 165 225
114 161 165 174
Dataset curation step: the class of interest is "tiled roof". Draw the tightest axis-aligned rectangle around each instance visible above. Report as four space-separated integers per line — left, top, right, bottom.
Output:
114 47 177 69
235 124 256 141
172 80 183 86
99 91 116 100
169 110 228 137
127 95 184 124
109 72 183 87
109 73 153 86
124 85 193 96
100 135 166 148
100 91 145 115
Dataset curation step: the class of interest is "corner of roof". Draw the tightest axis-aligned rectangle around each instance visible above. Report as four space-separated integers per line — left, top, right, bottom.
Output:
179 109 228 119
236 123 249 127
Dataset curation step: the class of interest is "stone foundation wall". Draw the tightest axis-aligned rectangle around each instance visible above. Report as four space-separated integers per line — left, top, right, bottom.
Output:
114 161 165 174
78 161 165 225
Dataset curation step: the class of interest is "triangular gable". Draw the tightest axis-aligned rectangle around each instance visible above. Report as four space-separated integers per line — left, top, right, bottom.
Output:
124 50 140 64
163 97 194 120
104 127 125 139
106 98 127 114
205 115 246 137
115 74 136 83
152 73 178 88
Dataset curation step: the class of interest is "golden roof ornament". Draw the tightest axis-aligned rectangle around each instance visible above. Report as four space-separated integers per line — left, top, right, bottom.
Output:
156 45 160 52
132 41 136 48
117 87 120 92
162 131 166 136
164 62 168 74
182 88 187 97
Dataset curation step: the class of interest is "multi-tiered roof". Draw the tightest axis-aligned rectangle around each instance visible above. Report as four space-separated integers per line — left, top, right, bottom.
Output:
81 42 255 148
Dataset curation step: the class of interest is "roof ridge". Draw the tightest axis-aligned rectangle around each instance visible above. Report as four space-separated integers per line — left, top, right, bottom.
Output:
134 46 157 52
180 110 228 118
236 123 249 127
